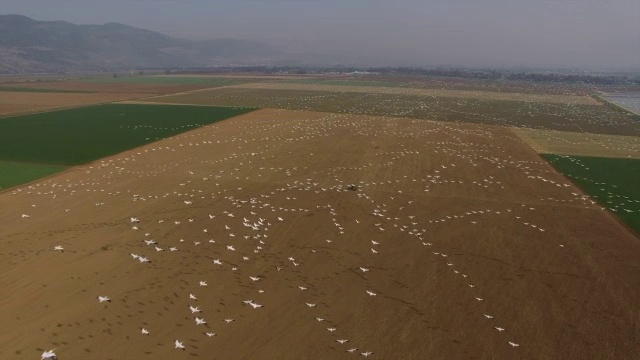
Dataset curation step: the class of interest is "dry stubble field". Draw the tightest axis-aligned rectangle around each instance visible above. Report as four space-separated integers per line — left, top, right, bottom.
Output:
0 92 151 117
1 109 638 360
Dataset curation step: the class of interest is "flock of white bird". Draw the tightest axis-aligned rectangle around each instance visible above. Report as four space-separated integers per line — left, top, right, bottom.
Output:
5 109 604 359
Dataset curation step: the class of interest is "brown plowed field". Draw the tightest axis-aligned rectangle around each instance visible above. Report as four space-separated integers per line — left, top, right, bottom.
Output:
1 109 638 360
5 81 214 95
0 92 151 117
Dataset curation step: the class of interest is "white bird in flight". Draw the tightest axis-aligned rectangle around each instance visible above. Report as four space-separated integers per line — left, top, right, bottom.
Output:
189 294 197 300
206 332 216 337
249 276 261 282
366 290 377 296
195 317 207 325
337 339 349 344
97 296 111 303
41 349 57 359
141 328 150 335
484 314 494 319
495 327 505 332
54 245 64 252
189 306 201 314
174 340 185 350
361 351 373 357
508 341 519 347
199 281 207 287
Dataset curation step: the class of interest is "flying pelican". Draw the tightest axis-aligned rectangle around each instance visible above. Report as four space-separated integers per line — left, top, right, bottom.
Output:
327 327 336 332
315 317 324 322
337 339 349 344
227 245 236 251
141 328 149 335
495 327 505 331
249 302 263 309
306 303 316 308
169 247 178 251
298 286 307 291
361 351 373 357
174 340 185 350
200 281 208 286
189 294 197 300
97 296 111 303
41 349 57 359
195 317 207 325
359 267 370 272
206 332 216 337
54 246 64 252
508 342 519 347
189 306 201 314
249 276 260 282
213 259 222 265
224 319 234 323
484 314 494 319
347 348 358 353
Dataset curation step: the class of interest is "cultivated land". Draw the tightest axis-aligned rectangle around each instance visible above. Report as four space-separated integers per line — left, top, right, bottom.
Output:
3 76 244 95
0 161 67 190
1 109 639 360
225 82 601 105
543 154 640 234
0 104 254 165
514 128 640 159
142 87 640 136
0 91 151 117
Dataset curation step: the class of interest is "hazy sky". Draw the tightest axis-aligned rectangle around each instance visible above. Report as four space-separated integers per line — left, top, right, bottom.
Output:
1 0 638 69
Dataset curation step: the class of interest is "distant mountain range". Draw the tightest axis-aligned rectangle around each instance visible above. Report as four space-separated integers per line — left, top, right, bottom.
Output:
0 14 287 74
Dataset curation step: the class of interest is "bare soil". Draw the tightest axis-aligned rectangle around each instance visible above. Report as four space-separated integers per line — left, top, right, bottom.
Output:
0 92 151 117
0 109 638 360
5 81 214 95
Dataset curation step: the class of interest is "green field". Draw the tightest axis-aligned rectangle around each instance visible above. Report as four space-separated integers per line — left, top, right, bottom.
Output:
79 76 242 86
0 161 67 190
0 86 94 93
544 154 640 233
0 104 255 165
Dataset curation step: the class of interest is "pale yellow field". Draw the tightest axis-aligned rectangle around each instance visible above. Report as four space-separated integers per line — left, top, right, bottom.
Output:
225 82 601 105
515 128 640 158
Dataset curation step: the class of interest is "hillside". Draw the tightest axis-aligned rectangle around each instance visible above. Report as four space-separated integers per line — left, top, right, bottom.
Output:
0 14 281 73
